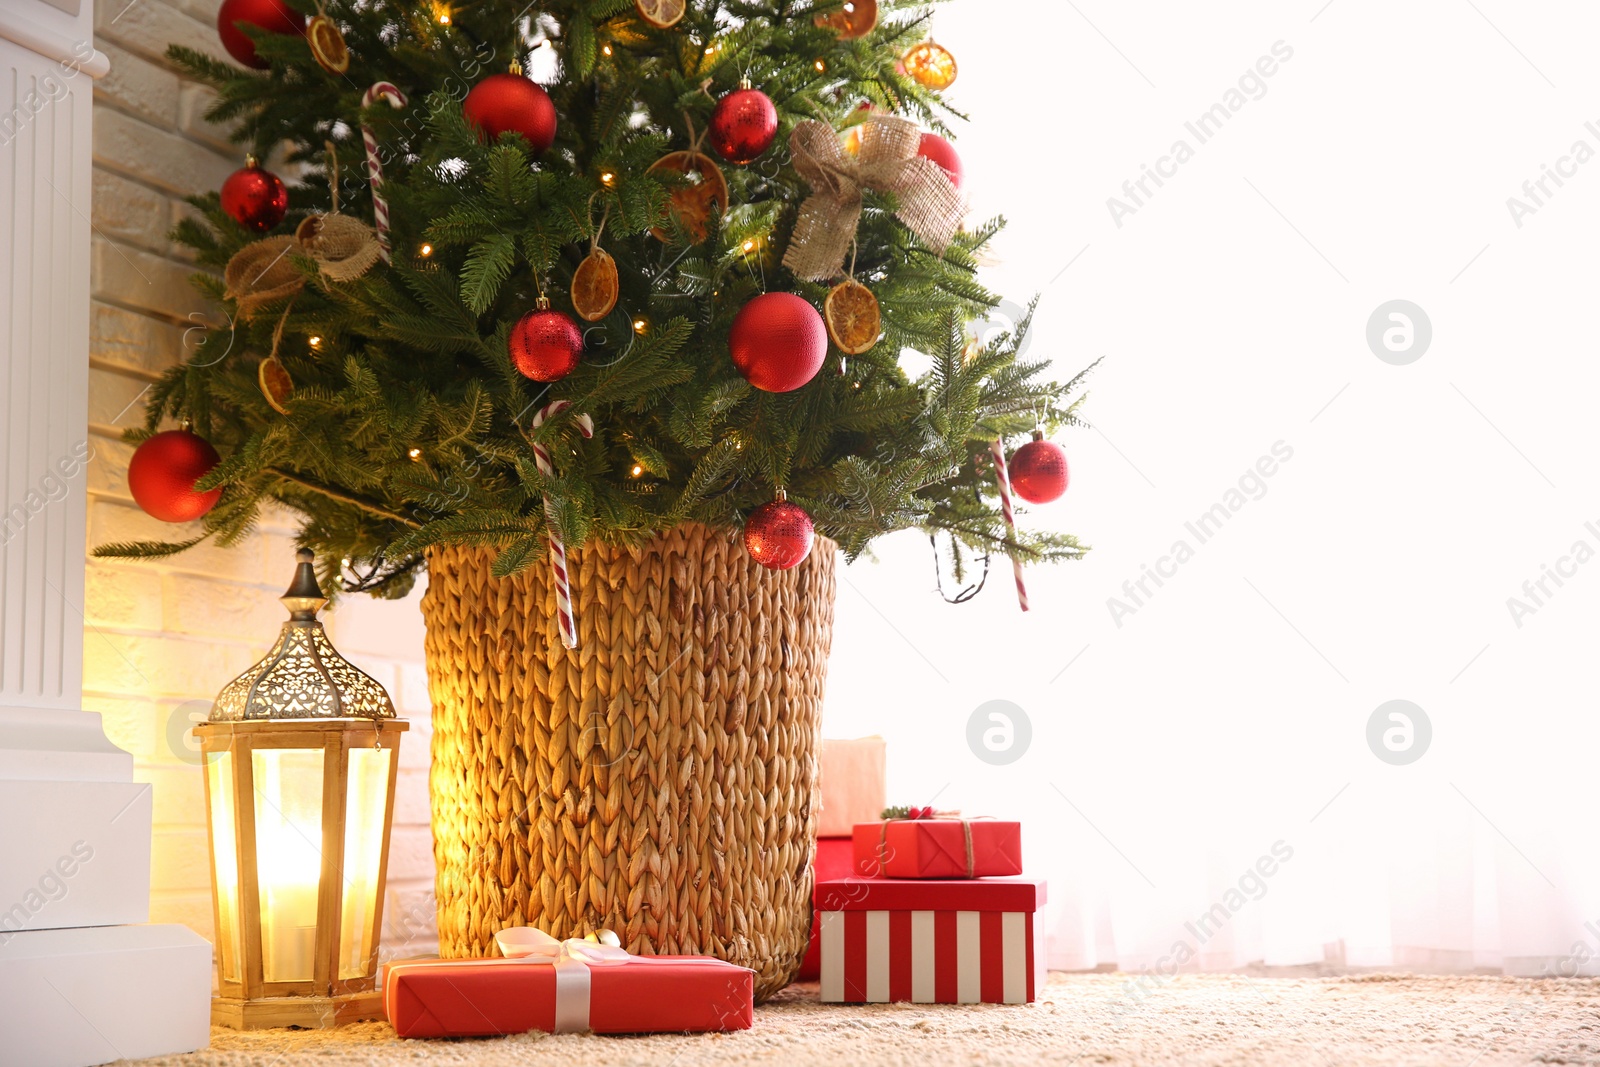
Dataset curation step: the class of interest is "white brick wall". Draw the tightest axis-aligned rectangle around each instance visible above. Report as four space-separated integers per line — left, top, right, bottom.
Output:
87 0 439 963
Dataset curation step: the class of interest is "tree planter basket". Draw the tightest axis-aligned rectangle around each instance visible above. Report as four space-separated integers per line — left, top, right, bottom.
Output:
422 524 837 999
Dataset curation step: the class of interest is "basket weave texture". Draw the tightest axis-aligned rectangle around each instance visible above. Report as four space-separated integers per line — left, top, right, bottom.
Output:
422 524 837 1000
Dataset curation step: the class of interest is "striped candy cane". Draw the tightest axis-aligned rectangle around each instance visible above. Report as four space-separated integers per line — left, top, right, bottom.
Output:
361 82 408 263
531 401 595 649
988 439 1030 613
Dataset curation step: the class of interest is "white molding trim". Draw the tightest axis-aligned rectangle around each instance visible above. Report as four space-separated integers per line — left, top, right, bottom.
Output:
0 12 108 79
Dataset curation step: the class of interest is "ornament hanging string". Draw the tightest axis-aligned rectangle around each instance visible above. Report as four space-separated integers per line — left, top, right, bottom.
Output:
530 401 595 650
360 82 408 263
988 439 1030 613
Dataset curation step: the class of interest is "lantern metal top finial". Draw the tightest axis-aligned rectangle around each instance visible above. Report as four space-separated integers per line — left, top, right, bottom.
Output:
210 551 396 722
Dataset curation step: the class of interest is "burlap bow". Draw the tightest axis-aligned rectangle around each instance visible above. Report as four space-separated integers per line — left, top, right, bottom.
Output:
783 114 963 282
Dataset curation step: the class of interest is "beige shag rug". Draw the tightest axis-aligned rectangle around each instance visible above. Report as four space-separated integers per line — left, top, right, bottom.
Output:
125 973 1600 1067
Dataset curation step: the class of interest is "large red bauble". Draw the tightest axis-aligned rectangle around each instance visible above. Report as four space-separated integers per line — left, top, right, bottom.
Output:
744 497 815 570
917 132 963 190
463 74 558 155
216 0 305 69
709 86 778 165
510 307 583 381
728 293 826 393
128 430 223 523
1009 436 1069 504
220 162 289 233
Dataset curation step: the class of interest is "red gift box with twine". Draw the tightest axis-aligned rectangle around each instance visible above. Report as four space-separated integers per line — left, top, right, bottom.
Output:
852 814 1023 879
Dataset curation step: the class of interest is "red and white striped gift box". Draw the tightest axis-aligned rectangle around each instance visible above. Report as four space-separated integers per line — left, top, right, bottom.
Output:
814 876 1046 1004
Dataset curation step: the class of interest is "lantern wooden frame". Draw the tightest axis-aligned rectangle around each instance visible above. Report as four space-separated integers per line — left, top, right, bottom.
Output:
198 718 407 1029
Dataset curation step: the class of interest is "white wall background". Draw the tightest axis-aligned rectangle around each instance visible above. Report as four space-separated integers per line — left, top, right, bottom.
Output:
824 0 1600 976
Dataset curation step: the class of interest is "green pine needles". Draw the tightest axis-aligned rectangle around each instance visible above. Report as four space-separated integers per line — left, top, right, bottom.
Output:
97 0 1096 598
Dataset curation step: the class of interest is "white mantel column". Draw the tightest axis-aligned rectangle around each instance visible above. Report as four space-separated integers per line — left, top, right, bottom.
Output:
0 1 211 1063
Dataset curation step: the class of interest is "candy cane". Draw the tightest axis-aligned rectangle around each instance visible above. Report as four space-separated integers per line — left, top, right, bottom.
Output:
361 82 408 263
531 401 595 649
989 439 1030 613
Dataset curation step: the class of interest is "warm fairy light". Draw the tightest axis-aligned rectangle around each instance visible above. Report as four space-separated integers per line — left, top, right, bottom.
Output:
706 46 715 55
308 335 322 348
814 59 826 72
419 243 433 257
741 238 756 253
435 6 450 24
600 171 616 186
341 557 352 567
632 318 647 333
631 465 643 477
407 447 422 461
602 44 613 56
852 381 862 389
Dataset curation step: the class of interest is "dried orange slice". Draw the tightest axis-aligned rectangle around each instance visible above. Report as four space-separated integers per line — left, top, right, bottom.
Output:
814 0 876 39
903 41 957 91
634 0 685 29
307 15 350 75
259 356 294 414
571 247 620 321
824 279 881 355
647 151 728 243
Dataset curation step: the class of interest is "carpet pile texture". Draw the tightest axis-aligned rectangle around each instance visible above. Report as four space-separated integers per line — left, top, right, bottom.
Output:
128 973 1600 1066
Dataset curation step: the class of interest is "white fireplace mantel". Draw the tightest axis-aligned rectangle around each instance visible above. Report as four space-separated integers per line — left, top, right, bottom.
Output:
0 0 211 1062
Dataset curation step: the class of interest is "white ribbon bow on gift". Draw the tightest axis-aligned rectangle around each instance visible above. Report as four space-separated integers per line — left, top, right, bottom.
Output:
494 927 633 1034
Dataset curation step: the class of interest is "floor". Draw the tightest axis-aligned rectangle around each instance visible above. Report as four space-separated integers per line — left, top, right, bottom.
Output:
130 973 1600 1066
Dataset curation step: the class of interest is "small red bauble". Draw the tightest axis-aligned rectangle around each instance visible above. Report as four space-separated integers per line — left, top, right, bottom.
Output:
216 0 305 69
128 429 223 523
917 132 962 190
1009 433 1069 504
220 159 288 233
744 493 815 570
728 292 827 393
463 73 558 155
510 302 583 382
709 82 778 165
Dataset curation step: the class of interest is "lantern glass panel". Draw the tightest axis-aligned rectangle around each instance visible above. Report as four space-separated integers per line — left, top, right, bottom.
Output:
338 745 391 979
252 747 325 983
207 749 242 983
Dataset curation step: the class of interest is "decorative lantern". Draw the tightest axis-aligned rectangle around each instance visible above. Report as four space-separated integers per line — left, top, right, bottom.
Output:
197 549 407 1029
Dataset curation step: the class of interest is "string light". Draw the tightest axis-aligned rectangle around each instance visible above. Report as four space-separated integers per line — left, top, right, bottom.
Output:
600 171 616 186
407 447 422 461
630 465 643 477
308 335 323 348
814 59 826 72
419 243 433 257
632 318 647 334
741 238 757 253
435 6 450 24
602 44 613 56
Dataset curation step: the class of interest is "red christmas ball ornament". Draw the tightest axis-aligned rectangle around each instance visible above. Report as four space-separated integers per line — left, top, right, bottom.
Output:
220 157 288 233
1009 432 1069 504
128 429 223 523
708 80 778 165
917 132 963 190
216 0 305 69
463 70 558 155
510 299 583 382
728 292 827 393
744 491 815 570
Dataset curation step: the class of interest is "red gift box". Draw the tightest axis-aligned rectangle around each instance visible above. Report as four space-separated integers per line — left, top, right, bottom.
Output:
852 818 1023 879
384 929 753 1037
815 875 1046 1004
796 836 859 982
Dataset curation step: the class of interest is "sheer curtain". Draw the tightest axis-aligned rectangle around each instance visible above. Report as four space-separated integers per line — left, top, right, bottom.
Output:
821 0 1600 979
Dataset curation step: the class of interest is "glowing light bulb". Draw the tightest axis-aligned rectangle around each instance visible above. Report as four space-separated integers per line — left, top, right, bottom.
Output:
600 171 615 186
631 465 643 477
741 239 756 253
632 319 647 334
814 59 826 72
419 243 433 257
407 448 422 461
308 335 322 348
602 44 613 56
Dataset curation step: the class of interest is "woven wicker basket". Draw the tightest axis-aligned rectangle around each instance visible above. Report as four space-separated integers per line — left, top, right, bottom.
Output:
422 524 837 1000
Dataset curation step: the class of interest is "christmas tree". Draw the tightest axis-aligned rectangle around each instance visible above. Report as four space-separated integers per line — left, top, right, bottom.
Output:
97 0 1095 598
